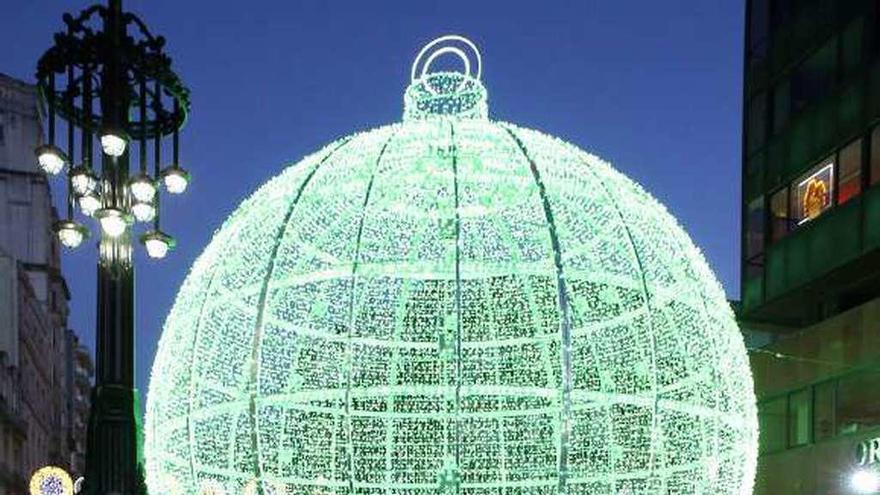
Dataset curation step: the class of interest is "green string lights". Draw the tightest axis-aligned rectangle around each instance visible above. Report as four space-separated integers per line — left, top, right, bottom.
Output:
145 35 757 494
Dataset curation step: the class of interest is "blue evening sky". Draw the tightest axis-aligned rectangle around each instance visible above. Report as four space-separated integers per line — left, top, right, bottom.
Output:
2 1 744 399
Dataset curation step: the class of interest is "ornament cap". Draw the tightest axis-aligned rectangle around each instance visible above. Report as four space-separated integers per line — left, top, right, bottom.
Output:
404 35 488 121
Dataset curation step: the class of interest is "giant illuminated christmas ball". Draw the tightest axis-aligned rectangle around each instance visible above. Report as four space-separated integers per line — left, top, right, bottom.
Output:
145 36 757 494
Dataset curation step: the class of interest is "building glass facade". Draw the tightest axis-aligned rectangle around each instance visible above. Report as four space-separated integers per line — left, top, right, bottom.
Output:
743 2 880 492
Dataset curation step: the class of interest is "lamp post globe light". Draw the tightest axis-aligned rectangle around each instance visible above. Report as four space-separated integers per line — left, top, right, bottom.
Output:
34 0 191 493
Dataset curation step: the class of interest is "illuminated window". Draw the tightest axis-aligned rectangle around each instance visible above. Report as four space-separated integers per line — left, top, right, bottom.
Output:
871 127 880 186
788 388 811 447
770 187 789 241
759 397 786 454
792 159 833 225
838 138 862 205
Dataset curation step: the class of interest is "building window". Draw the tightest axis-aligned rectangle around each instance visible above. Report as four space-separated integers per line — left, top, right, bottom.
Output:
871 126 880 186
792 158 834 225
762 124 880 252
791 37 837 114
770 187 790 241
788 388 811 447
838 138 862 205
746 197 765 255
841 17 865 77
747 92 768 154
748 0 770 64
759 396 787 454
770 0 794 30
837 370 880 435
746 197 765 279
759 370 880 455
814 381 835 442
772 79 791 135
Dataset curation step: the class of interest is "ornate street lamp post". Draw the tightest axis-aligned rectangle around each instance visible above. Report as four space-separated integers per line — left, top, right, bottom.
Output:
34 1 190 493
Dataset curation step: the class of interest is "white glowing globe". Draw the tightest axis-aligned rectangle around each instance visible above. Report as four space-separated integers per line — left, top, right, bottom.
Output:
100 132 127 157
146 36 757 495
144 238 170 259
70 168 98 196
130 177 158 203
163 169 189 194
96 209 128 238
36 145 66 175
57 225 85 249
132 202 156 223
78 194 101 217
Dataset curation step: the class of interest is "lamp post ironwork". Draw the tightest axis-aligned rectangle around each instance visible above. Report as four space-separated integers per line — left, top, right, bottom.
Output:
34 1 191 493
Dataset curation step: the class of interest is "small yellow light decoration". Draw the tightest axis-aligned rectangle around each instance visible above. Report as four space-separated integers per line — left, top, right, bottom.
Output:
29 466 73 495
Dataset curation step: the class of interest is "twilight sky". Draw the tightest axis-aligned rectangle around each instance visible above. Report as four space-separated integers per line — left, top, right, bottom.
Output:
1 0 744 402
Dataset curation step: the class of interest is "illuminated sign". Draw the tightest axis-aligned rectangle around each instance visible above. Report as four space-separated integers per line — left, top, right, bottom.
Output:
856 437 880 466
796 162 834 224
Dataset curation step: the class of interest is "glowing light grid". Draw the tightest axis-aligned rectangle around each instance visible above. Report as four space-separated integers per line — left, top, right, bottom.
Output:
145 38 757 495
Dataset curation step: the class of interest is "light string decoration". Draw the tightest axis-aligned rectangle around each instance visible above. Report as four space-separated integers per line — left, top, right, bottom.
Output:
145 35 757 494
30 466 74 495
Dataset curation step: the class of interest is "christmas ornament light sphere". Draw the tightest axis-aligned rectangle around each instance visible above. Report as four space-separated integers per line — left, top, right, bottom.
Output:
146 36 757 494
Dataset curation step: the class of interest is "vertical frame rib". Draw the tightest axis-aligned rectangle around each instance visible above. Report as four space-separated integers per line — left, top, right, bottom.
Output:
247 138 352 492
501 125 573 493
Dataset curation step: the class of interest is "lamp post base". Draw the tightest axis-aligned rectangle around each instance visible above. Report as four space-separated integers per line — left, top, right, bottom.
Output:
83 385 146 495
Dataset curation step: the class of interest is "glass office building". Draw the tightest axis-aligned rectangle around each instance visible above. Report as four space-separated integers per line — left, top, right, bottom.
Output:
743 0 880 493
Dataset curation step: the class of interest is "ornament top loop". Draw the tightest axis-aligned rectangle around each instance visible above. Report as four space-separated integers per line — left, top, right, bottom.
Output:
404 35 488 121
411 35 482 83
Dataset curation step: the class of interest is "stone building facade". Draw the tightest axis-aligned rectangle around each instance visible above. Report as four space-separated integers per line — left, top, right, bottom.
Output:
66 331 92 477
0 72 91 492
